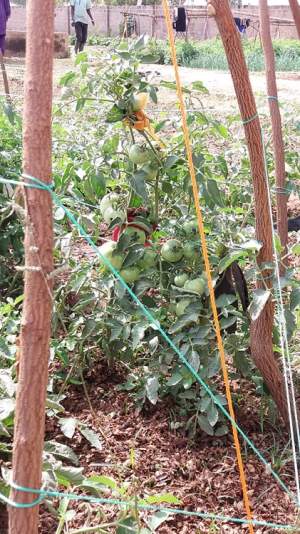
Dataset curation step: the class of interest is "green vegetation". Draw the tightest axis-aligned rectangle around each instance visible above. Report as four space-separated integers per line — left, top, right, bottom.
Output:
80 36 300 72
1 36 300 530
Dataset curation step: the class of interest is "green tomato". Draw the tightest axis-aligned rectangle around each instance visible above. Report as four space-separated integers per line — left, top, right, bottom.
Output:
100 193 119 215
123 226 146 245
98 241 123 271
174 273 189 287
183 242 198 261
183 219 198 236
176 299 191 317
139 248 157 269
120 267 140 284
141 161 159 181
103 206 125 225
161 239 183 263
216 243 227 258
129 144 152 165
184 277 206 295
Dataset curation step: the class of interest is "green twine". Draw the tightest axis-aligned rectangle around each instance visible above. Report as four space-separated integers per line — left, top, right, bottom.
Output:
0 173 297 518
0 481 296 531
242 113 259 125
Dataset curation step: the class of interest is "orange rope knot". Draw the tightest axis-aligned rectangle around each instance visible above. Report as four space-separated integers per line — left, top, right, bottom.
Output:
123 110 151 131
123 111 166 148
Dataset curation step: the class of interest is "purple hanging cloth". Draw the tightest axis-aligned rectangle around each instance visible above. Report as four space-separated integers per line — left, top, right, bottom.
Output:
0 0 11 54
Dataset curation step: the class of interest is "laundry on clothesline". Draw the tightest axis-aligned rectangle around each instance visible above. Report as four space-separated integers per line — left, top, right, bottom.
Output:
173 7 187 33
234 17 250 34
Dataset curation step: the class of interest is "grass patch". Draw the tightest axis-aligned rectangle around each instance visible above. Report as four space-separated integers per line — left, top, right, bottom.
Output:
72 34 300 72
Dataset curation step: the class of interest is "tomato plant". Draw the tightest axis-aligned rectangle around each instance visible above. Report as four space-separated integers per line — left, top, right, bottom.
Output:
50 37 300 437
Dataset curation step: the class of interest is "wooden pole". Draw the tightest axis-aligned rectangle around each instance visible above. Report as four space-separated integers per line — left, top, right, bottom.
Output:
9 0 54 531
207 0 288 423
0 51 11 102
259 0 288 259
289 0 300 38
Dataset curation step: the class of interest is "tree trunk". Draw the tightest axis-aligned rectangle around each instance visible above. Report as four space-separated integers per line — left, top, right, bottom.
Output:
207 0 288 423
289 0 300 38
259 0 288 261
8 0 54 532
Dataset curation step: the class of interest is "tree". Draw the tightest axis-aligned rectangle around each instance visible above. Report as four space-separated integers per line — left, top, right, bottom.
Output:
8 0 54 532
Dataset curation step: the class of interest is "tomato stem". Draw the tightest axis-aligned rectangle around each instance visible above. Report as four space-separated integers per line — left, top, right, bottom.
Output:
154 171 160 226
139 130 161 165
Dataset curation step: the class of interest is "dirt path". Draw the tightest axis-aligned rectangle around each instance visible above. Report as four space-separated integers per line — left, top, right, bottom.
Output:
139 64 300 116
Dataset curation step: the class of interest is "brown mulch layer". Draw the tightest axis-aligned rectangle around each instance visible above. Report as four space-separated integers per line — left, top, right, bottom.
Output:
36 361 298 534
0 505 8 534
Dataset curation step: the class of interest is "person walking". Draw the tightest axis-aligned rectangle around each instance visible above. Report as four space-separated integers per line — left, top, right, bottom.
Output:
70 0 95 54
0 0 11 55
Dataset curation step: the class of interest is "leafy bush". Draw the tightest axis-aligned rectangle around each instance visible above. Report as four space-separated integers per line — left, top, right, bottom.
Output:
146 38 300 71
0 103 23 299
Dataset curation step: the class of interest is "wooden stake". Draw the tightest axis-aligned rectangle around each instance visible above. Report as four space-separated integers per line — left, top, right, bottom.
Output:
9 0 54 532
207 0 288 423
289 0 300 38
259 0 288 260
0 51 11 102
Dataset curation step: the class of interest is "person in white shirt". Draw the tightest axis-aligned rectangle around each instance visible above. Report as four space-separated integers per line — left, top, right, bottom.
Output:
70 0 95 53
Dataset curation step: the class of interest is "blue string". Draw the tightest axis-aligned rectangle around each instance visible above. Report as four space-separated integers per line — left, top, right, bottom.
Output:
0 481 295 530
0 173 297 515
242 113 259 126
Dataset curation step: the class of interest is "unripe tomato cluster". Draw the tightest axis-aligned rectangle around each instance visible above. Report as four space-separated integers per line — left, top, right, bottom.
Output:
98 199 208 322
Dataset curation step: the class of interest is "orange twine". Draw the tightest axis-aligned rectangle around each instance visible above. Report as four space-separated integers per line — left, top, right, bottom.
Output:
161 1 255 532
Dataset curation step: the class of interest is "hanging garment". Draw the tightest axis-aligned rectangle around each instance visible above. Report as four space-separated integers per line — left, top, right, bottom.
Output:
173 7 186 33
234 17 250 34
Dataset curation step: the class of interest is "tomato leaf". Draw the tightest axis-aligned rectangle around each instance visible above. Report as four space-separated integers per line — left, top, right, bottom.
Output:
188 350 200 372
55 466 84 488
106 105 125 123
290 287 300 311
132 323 146 349
59 417 77 439
0 398 15 421
207 401 219 427
79 426 103 451
219 251 247 273
167 372 183 387
44 441 79 465
129 172 148 202
145 376 159 405
215 424 229 437
140 493 181 505
192 80 209 94
207 179 225 207
169 312 199 334
197 415 214 436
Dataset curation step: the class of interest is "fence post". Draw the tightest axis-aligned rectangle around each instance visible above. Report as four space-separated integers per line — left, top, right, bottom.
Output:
107 5 111 37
